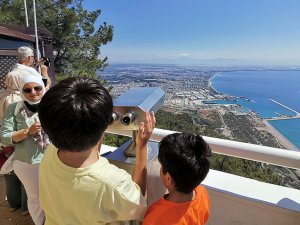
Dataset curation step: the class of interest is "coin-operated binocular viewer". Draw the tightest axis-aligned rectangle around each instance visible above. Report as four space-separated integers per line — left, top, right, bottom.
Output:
106 87 165 157
105 87 167 205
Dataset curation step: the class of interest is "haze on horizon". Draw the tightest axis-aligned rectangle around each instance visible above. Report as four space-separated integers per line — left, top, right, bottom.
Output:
85 0 300 66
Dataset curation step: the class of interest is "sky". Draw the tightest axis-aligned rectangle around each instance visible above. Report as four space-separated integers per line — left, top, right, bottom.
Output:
84 0 300 66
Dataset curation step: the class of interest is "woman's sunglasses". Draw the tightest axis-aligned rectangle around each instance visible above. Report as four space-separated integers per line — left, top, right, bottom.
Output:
22 86 43 94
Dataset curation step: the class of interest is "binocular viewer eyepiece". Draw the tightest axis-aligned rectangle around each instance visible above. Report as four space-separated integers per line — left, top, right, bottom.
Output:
107 87 165 131
111 112 135 126
120 112 135 126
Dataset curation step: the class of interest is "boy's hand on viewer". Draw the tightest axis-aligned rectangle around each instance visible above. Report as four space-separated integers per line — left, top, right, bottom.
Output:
133 111 155 195
136 111 156 149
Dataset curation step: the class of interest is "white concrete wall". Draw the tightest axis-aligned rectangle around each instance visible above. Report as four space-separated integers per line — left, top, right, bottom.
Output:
102 144 300 225
204 170 300 225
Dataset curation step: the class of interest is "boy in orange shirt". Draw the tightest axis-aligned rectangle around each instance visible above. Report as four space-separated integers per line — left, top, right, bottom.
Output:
143 133 212 225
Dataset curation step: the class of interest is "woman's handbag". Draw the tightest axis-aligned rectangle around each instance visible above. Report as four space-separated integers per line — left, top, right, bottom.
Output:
0 146 15 174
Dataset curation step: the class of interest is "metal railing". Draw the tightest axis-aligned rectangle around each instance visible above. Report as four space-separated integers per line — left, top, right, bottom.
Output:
107 128 300 170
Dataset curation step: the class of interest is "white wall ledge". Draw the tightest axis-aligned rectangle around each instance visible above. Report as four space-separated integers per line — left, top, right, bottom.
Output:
204 169 300 212
101 144 300 213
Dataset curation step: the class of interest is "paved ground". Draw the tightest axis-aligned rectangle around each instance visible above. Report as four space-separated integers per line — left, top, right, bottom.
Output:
0 175 34 225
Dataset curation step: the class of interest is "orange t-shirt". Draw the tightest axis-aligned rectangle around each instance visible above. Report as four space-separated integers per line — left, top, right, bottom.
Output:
143 186 210 225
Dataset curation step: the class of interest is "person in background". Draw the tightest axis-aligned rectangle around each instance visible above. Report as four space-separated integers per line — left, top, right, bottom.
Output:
38 77 155 225
10 46 51 90
0 71 36 215
0 75 49 225
143 133 212 225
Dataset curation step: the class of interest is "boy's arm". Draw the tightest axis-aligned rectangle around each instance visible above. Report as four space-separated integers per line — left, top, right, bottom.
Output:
132 111 156 196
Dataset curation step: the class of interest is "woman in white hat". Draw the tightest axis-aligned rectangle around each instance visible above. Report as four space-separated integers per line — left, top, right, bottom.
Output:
0 75 49 225
0 70 36 215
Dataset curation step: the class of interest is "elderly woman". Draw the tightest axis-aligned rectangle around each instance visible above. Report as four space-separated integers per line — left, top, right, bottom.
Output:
0 75 49 225
11 46 51 90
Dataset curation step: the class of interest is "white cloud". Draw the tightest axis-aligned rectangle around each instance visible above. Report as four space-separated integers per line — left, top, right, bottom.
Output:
179 53 189 57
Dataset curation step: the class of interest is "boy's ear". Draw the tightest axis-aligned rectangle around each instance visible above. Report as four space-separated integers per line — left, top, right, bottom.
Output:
166 172 174 187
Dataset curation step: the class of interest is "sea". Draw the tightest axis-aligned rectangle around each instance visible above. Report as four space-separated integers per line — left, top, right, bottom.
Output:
209 70 300 150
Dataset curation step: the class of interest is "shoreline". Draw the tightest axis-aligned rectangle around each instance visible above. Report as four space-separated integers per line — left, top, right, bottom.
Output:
209 71 299 151
208 72 220 94
262 119 299 151
208 72 242 99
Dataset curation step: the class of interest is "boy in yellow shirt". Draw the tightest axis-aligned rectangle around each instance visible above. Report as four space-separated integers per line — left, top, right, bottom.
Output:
38 77 155 225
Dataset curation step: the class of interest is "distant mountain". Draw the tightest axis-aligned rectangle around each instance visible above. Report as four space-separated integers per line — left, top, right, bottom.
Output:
162 57 260 66
110 57 300 67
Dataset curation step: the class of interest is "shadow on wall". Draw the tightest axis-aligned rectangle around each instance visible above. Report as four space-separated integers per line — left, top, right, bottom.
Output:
277 198 300 212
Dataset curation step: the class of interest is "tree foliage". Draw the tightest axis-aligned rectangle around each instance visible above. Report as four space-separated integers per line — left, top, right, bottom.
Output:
0 0 113 79
104 133 130 148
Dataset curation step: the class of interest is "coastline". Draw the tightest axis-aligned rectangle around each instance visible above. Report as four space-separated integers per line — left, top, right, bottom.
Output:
208 72 222 94
262 119 299 151
209 70 300 151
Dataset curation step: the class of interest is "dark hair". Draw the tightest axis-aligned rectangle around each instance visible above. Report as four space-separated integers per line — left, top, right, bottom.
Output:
38 77 113 152
158 133 212 194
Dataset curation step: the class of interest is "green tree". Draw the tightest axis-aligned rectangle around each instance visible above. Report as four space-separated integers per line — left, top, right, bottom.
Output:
0 0 113 79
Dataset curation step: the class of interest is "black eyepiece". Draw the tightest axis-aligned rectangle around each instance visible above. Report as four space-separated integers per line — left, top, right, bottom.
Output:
121 113 135 126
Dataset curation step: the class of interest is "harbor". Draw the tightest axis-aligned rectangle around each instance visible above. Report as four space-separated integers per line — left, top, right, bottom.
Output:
267 99 300 120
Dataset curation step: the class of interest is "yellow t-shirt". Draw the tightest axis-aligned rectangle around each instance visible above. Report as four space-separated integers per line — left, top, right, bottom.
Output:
39 144 147 225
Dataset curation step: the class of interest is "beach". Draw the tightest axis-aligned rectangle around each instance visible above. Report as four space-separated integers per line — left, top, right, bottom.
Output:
210 70 300 150
262 120 299 151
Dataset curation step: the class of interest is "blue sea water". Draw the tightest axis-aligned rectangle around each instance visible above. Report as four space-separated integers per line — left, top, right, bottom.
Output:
268 119 300 149
210 71 300 149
